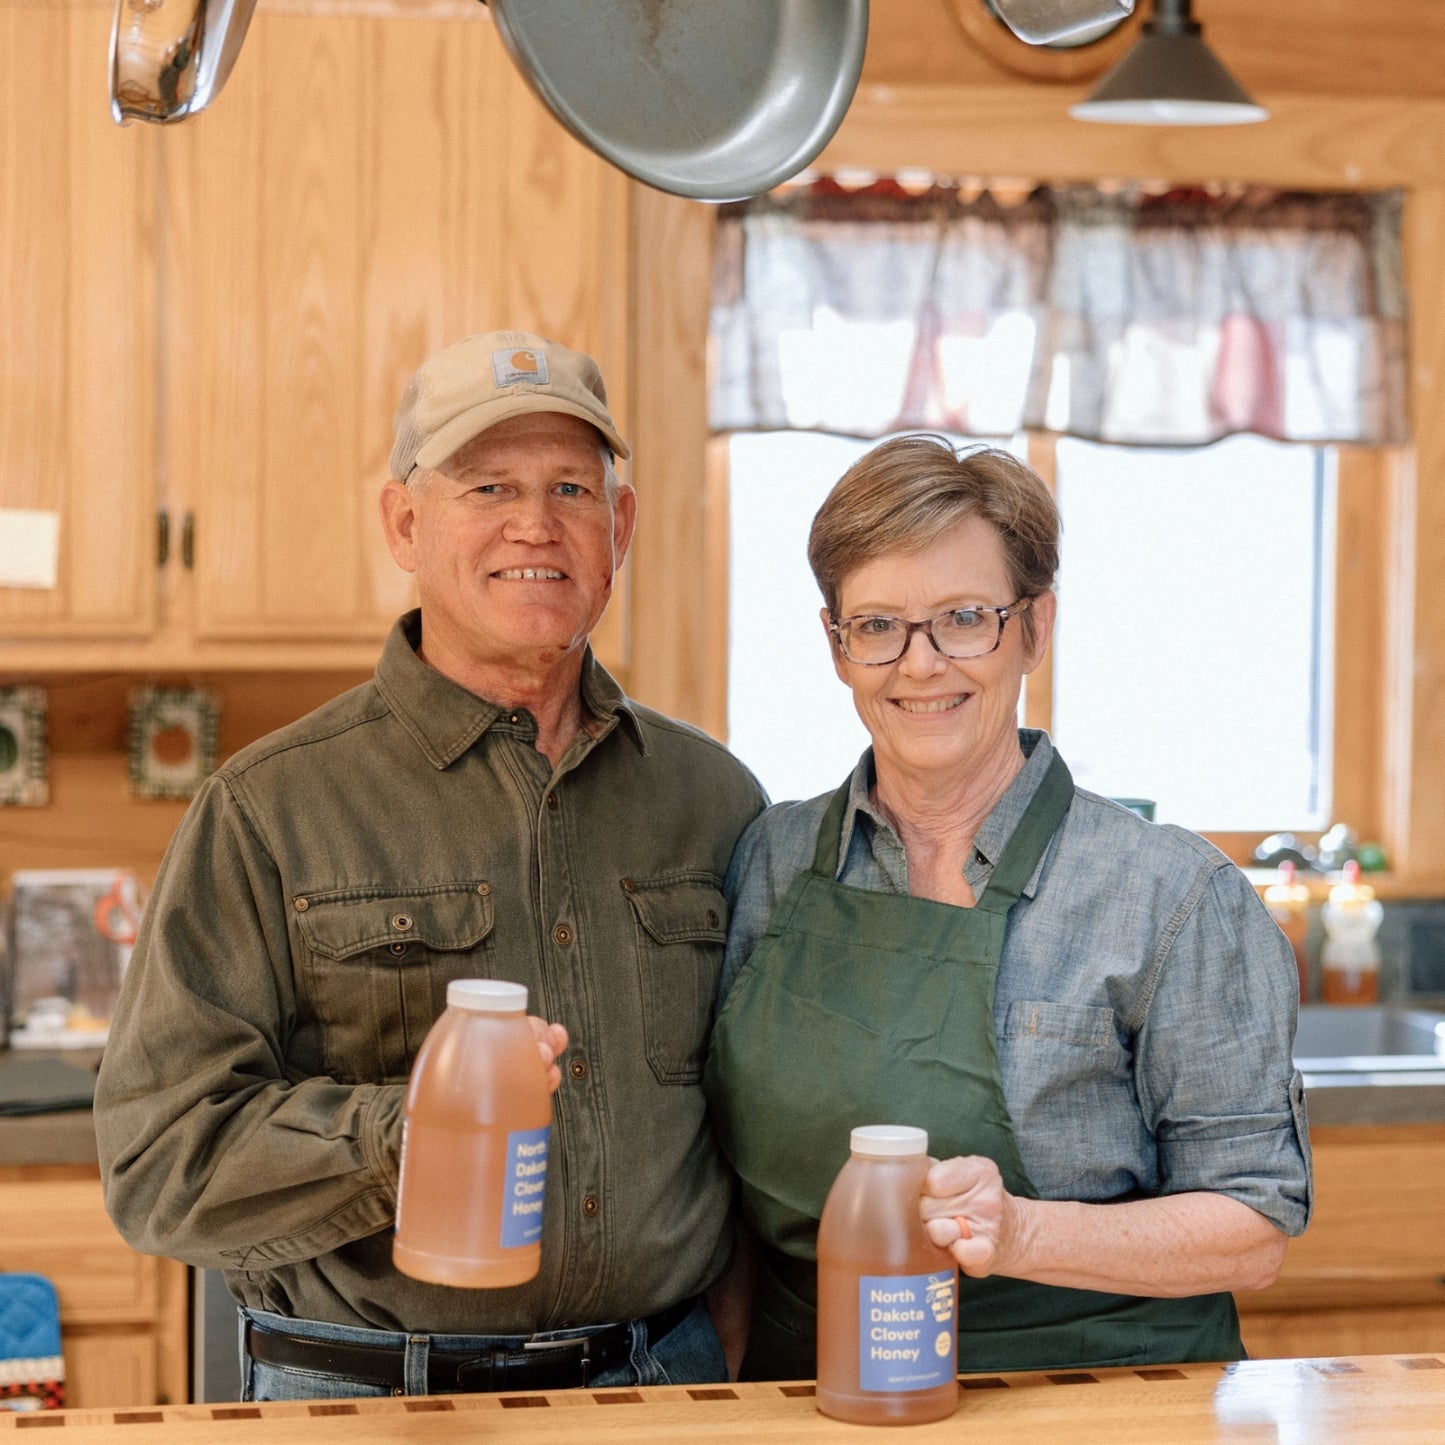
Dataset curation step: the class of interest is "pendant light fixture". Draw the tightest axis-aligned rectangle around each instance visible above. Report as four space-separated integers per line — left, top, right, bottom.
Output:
1069 0 1266 125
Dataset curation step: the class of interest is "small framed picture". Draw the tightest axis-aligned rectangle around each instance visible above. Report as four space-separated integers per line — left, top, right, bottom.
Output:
0 686 48 807
5 868 143 1048
127 686 220 800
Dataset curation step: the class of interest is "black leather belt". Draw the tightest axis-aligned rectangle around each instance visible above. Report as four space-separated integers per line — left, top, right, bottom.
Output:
243 1296 695 1394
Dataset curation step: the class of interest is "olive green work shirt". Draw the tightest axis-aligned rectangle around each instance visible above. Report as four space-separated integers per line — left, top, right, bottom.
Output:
94 613 767 1333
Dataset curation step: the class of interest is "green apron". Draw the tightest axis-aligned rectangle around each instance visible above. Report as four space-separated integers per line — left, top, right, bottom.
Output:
704 752 1242 1380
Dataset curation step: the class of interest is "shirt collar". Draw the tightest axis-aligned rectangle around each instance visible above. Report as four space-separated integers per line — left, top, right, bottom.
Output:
374 610 645 770
837 729 1059 897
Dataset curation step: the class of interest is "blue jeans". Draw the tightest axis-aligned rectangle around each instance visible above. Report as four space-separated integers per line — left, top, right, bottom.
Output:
239 1300 727 1401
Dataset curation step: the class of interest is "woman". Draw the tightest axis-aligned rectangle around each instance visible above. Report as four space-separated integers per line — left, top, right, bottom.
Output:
703 435 1311 1380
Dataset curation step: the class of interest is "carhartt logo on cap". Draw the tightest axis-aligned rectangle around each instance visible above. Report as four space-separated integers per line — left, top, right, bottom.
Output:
492 347 550 389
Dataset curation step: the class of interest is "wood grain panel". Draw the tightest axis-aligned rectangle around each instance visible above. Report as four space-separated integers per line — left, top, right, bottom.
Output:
197 14 369 636
0 1176 157 1323
63 1332 158 1411
873 0 1445 98
1237 1126 1445 1314
2 1355 1443 1442
1394 190 1445 879
1330 448 1391 848
160 12 266 633
1242 1307 1445 1361
628 189 721 733
0 5 156 640
821 88 1445 190
65 7 157 634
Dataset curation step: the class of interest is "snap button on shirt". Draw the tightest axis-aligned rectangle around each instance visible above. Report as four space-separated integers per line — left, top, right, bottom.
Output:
553 924 574 947
582 1195 600 1217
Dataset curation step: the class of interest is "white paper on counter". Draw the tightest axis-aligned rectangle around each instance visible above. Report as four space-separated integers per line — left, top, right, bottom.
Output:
0 509 61 589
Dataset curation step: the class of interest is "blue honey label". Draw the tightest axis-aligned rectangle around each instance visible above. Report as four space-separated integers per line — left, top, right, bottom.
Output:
500 1126 550 1248
857 1272 956 1392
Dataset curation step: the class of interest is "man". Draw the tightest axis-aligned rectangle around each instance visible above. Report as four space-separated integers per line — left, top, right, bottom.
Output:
95 331 766 1399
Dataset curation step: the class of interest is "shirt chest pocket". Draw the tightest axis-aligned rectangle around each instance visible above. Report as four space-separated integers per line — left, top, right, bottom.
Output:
623 874 728 1086
294 885 496 1084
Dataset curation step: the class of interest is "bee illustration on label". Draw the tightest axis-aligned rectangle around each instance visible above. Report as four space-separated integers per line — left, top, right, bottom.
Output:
926 1274 955 1324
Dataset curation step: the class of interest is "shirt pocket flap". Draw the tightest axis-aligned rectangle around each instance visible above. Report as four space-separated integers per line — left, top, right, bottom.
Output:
1003 999 1115 1046
624 876 728 945
296 887 496 961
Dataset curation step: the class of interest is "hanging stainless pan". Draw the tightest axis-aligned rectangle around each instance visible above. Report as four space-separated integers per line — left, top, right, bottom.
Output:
486 0 870 203
989 0 1134 45
109 0 259 124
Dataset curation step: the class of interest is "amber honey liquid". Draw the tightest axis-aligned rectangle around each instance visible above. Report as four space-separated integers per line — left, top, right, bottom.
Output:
393 996 551 1288
1321 965 1379 1006
817 1150 959 1425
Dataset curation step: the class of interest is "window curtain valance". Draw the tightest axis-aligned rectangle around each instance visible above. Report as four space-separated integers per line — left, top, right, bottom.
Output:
709 181 1408 447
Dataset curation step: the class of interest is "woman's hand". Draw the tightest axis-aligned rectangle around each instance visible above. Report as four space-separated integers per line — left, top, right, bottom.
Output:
527 1017 569 1095
919 1154 1025 1277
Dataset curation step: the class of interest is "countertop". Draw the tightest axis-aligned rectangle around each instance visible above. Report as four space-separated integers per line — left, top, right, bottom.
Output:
0 1047 100 1168
3 1354 1440 1443
4 999 1445 1172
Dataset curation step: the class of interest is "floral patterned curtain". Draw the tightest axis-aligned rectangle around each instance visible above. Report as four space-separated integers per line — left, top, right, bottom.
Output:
709 180 1408 447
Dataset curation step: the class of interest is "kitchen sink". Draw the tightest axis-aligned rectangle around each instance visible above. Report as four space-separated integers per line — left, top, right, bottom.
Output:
1293 1004 1445 1073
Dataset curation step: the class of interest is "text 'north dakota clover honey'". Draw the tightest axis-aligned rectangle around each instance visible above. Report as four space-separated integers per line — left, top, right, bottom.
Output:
817 1125 960 1425
393 979 551 1288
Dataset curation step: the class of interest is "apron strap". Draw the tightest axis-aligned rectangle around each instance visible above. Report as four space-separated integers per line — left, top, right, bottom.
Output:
807 778 854 880
975 752 1074 915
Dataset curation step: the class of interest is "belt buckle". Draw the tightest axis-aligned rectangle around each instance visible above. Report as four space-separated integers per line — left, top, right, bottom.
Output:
522 1333 591 1388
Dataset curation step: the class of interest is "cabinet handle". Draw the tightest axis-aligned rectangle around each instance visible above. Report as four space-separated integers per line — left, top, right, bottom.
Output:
181 512 195 570
157 510 170 567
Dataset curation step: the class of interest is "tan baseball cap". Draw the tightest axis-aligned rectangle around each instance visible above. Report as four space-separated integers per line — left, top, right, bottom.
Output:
389 330 630 481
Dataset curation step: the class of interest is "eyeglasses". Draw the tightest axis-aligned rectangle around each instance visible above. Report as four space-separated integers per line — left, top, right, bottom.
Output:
829 598 1032 666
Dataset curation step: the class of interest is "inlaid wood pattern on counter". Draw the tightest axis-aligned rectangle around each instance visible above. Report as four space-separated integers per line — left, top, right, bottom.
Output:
3 1355 1441 1443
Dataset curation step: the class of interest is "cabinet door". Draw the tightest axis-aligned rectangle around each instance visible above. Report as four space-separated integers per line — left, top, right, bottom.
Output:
161 10 628 653
0 1170 188 1406
0 2 157 644
62 1331 158 1411
1237 1126 1445 1357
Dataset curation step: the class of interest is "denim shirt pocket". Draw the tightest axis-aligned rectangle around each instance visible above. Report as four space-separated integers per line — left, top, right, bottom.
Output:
999 998 1130 1192
623 873 729 1085
294 884 496 1084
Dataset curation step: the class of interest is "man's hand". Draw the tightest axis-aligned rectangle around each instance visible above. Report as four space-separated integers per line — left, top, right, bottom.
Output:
528 1017 569 1094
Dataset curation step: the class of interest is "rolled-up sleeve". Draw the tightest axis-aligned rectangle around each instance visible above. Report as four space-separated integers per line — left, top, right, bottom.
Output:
1135 861 1313 1235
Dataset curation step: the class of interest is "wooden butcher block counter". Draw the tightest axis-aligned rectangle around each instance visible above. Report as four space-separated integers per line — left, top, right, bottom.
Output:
3 1353 1440 1444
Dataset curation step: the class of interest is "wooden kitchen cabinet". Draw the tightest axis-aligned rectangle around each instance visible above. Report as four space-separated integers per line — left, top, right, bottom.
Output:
0 3 159 652
0 1166 189 1407
0 1 630 675
1237 1125 1445 1359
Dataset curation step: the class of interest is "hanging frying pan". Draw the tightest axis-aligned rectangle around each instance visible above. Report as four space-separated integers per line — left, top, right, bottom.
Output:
989 0 1134 45
486 0 870 203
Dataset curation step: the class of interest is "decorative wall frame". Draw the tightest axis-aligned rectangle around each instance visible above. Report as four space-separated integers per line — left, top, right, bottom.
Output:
127 686 220 800
0 686 48 807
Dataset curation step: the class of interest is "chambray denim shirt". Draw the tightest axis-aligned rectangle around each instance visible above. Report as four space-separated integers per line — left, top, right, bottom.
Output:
720 730 1313 1235
96 614 767 1333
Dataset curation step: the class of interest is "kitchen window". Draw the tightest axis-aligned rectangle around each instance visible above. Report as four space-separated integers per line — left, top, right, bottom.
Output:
726 429 1337 848
712 180 1404 862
